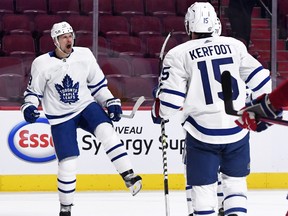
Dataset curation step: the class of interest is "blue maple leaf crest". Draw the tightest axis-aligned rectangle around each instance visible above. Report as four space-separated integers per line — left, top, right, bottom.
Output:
55 74 79 104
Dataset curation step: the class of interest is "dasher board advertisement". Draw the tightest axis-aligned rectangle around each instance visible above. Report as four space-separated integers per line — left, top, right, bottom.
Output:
1 110 288 175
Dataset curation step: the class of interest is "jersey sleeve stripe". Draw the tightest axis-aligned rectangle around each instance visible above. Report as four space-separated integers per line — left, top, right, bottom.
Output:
24 90 43 99
251 76 271 91
162 88 186 98
87 77 106 88
160 100 182 109
245 66 264 84
91 84 108 96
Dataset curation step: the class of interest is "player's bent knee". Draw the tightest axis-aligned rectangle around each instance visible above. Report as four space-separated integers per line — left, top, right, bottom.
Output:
94 123 121 150
94 122 132 175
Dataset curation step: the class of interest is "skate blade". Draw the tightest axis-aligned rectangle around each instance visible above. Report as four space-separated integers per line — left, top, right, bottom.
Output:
129 180 142 196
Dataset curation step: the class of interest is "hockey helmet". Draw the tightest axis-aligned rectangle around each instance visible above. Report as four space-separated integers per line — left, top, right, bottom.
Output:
184 2 217 35
212 17 222 36
50 21 75 39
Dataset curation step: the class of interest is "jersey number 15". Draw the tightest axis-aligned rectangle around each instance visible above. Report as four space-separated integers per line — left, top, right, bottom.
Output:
198 57 239 105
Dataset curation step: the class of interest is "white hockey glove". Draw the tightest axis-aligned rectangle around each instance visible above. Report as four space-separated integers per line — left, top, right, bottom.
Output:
106 98 122 122
235 94 283 132
21 103 40 123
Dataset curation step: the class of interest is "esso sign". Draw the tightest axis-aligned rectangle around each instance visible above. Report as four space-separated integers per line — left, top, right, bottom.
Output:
8 118 56 163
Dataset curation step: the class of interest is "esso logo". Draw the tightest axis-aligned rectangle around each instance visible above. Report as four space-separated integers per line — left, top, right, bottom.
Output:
8 118 56 163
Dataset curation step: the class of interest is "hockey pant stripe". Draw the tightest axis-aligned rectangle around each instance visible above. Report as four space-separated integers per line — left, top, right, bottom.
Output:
58 157 77 205
106 143 128 162
106 143 124 154
111 152 128 162
225 207 247 215
58 188 76 193
224 194 247 215
58 178 76 184
193 210 215 215
95 123 133 174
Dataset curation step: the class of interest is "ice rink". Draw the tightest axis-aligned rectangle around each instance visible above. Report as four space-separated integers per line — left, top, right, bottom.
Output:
0 190 287 216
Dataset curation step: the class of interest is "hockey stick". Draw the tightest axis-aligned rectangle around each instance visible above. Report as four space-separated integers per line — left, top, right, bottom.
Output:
120 96 145 118
160 119 170 216
159 31 173 216
221 70 288 126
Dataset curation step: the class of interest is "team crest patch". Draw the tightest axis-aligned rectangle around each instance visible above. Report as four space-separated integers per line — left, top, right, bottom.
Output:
55 74 79 104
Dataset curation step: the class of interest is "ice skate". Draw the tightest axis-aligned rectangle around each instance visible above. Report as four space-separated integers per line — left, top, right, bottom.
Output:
59 204 72 216
218 207 224 216
60 212 71 216
122 170 142 196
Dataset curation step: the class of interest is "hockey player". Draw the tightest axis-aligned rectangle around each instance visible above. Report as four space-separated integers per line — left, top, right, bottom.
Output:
183 12 225 216
151 2 272 216
21 21 142 216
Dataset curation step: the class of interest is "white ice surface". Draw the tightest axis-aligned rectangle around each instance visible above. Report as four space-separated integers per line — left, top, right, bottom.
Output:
0 190 287 216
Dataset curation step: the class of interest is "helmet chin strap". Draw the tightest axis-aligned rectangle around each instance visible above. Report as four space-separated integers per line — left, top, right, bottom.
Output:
56 46 71 58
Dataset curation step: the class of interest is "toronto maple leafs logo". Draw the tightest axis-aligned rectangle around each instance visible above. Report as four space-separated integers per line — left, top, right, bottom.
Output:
55 74 79 104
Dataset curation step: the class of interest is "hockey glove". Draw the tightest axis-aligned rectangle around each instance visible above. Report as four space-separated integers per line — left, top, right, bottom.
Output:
151 87 169 124
21 103 40 123
150 85 162 124
235 94 283 132
106 98 122 122
151 98 162 124
152 86 158 98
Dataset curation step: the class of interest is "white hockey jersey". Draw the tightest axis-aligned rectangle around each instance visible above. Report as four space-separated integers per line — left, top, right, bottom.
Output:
24 47 113 125
158 36 271 144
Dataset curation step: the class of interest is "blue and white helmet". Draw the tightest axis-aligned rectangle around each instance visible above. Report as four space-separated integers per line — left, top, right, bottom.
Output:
184 2 218 35
212 17 222 36
51 21 75 39
50 21 75 51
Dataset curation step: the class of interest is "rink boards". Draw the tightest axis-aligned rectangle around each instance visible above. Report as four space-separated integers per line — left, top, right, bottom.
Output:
1 109 288 191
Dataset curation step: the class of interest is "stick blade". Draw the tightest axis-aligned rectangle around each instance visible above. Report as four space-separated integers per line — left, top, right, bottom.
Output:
132 96 145 113
120 96 145 118
221 71 238 116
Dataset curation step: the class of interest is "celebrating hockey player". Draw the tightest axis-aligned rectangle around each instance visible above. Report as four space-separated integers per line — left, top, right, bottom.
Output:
21 21 142 216
151 2 272 216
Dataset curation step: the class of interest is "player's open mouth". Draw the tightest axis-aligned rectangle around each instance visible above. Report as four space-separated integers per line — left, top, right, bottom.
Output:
67 44 72 49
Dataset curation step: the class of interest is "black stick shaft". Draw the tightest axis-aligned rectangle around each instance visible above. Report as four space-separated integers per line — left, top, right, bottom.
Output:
161 120 170 216
159 32 173 216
